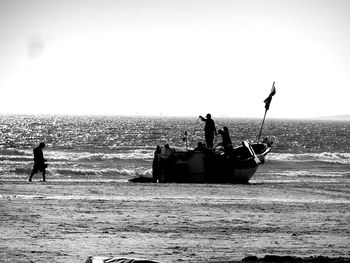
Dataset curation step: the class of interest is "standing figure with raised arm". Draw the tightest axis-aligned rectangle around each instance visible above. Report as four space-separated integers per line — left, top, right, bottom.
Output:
199 113 217 149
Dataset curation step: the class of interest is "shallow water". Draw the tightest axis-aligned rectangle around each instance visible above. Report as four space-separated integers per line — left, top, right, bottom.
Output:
1 115 349 182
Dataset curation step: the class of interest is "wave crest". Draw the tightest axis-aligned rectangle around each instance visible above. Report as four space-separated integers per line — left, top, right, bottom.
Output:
46 150 153 162
0 149 30 156
269 152 350 164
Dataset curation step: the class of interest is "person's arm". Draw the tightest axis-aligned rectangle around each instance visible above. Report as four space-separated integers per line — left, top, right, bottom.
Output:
199 115 206 122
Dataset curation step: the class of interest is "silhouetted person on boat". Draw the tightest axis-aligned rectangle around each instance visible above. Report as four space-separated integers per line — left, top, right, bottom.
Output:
218 126 233 153
152 145 162 182
222 126 232 146
29 142 47 182
161 143 174 157
199 113 217 149
194 142 205 152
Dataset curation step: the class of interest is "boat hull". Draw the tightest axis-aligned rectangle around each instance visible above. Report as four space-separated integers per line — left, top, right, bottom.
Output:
152 143 270 184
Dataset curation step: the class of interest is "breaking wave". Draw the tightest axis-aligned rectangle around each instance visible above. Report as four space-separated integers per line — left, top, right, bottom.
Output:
0 149 29 156
269 170 350 178
269 152 350 164
52 167 152 177
46 150 154 162
0 164 152 178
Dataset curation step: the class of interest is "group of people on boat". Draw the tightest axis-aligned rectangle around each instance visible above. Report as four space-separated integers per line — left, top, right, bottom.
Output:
199 113 233 153
157 113 233 155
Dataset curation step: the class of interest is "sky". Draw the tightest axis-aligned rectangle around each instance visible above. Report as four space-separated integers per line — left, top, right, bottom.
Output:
0 0 349 118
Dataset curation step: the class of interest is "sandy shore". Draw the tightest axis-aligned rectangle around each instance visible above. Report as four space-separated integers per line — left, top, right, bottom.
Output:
0 180 349 263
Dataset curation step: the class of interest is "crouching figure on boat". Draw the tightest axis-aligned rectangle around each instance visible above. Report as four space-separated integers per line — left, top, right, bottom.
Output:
217 126 234 154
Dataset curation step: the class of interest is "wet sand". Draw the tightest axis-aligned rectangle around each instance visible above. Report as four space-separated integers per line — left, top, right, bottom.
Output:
0 180 349 263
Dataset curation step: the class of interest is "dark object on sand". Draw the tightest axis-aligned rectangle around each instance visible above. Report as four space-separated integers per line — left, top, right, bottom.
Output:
242 255 350 262
86 255 350 263
85 257 161 263
129 176 153 183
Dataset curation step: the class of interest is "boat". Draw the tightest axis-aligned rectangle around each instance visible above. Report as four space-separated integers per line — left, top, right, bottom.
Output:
129 83 276 184
129 138 272 184
150 139 272 184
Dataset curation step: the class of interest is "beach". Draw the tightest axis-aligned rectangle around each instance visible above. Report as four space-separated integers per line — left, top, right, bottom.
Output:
1 179 349 263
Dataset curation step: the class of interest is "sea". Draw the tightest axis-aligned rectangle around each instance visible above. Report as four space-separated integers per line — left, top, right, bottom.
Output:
1 114 349 183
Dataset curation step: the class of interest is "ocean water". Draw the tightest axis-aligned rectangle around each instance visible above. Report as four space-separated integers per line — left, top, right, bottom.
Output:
0 114 349 183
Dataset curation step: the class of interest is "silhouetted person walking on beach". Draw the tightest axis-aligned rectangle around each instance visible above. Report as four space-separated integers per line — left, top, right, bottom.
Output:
29 142 47 182
199 113 217 149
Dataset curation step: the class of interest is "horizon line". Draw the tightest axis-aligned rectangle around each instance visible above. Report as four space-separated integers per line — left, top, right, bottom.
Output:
0 112 349 121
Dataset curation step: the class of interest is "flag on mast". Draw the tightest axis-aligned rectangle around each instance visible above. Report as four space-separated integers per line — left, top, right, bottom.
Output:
264 81 276 110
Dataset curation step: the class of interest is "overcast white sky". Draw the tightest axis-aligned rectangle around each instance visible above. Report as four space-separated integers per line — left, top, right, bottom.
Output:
0 0 349 118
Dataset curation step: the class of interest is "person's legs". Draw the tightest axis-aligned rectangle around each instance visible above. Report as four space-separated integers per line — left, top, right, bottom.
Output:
207 140 212 149
29 171 34 181
29 166 38 181
206 134 214 149
42 169 46 182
